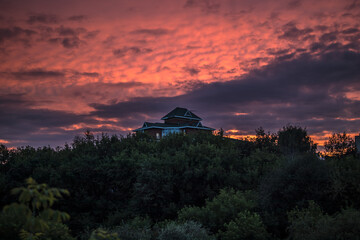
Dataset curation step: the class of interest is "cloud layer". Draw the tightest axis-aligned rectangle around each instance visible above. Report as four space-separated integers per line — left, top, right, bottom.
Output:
0 0 359 147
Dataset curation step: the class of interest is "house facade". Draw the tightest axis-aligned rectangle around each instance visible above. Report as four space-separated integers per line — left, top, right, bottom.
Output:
133 107 215 139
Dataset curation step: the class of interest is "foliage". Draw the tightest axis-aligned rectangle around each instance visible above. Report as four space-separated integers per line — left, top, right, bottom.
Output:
254 127 279 153
241 149 284 189
0 127 359 240
89 228 121 240
178 189 256 234
327 155 360 209
287 201 329 240
0 144 9 164
324 132 356 157
113 217 152 240
277 125 316 160
218 211 269 240
259 155 330 237
288 202 360 240
0 177 73 240
157 221 215 240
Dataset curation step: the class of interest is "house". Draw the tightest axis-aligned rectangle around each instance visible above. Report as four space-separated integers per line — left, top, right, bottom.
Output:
133 107 215 139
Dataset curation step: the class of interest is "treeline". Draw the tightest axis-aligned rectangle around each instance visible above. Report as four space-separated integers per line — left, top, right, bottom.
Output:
0 126 359 240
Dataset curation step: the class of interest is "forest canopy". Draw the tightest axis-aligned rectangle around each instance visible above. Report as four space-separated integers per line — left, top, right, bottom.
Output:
0 126 359 240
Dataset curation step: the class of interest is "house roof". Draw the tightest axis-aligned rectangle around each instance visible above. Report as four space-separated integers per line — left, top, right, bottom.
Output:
133 121 215 132
161 107 202 120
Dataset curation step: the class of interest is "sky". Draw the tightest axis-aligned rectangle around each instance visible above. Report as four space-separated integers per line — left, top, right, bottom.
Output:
0 0 359 148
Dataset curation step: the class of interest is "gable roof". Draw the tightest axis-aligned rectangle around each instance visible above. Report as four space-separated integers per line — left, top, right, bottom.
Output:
133 121 215 132
161 107 202 120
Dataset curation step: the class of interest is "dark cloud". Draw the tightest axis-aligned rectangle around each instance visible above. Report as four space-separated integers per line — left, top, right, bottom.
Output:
315 25 329 32
0 110 91 148
1 69 102 81
183 67 200 76
27 14 59 24
184 0 221 14
267 48 290 56
344 0 360 10
0 92 138 147
1 69 65 80
77 72 100 78
0 27 36 43
276 52 296 61
342 27 359 34
0 93 30 107
49 36 81 48
2 47 360 147
45 26 96 48
279 22 314 41
90 96 175 120
319 31 338 42
69 82 146 97
267 48 296 61
56 26 86 36
91 48 360 136
0 93 92 147
287 0 302 9
172 79 206 92
309 42 326 52
62 37 80 48
85 30 100 39
113 46 153 57
68 15 87 22
130 28 170 36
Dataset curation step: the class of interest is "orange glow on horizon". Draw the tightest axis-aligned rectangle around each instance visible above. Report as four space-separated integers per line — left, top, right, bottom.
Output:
0 139 10 144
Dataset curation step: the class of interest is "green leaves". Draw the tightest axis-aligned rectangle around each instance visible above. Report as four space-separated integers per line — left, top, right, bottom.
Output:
11 177 69 212
288 202 360 240
0 178 72 240
178 189 257 234
218 211 269 240
89 228 121 240
158 221 215 240
324 132 356 157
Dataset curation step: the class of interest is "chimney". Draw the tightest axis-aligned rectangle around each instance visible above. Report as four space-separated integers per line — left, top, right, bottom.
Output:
356 134 360 154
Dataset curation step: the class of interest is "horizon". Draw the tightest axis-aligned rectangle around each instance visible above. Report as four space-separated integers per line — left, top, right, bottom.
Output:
1 0 359 148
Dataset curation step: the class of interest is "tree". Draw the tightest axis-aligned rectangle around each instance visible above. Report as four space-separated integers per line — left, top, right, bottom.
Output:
0 144 9 165
0 178 73 240
287 201 328 240
254 127 279 153
288 202 360 240
259 155 330 238
89 229 121 240
157 221 215 240
218 211 269 240
327 155 360 209
278 125 316 160
178 189 256 234
324 132 355 157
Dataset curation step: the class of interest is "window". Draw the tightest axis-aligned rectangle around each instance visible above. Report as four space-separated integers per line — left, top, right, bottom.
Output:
156 133 160 139
162 128 181 136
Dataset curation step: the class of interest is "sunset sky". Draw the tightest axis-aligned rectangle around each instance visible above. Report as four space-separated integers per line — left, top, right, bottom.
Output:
1 0 359 148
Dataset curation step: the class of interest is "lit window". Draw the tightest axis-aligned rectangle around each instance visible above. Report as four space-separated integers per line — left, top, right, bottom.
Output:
156 133 160 139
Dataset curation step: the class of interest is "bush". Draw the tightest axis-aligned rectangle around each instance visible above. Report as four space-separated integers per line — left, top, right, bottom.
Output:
218 210 269 240
288 202 360 240
259 155 330 237
113 217 152 240
178 189 256 234
157 221 214 240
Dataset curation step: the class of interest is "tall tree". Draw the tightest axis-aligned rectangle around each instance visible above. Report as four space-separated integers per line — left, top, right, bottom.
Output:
324 132 355 157
278 125 316 160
